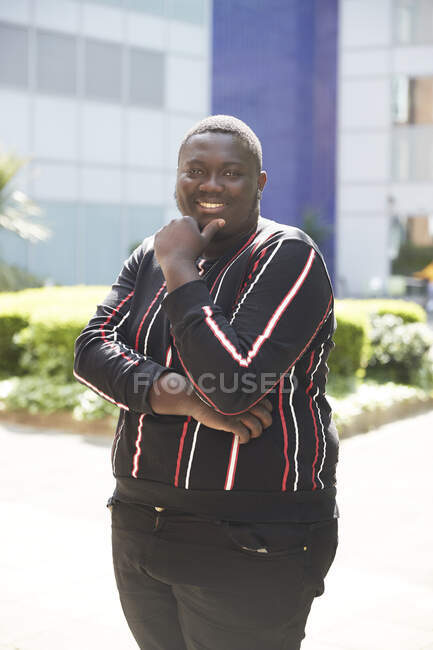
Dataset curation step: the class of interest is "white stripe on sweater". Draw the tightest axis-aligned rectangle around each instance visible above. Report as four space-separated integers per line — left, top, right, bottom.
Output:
213 242 255 302
224 435 239 490
229 241 283 325
185 421 201 489
288 365 300 491
202 248 316 368
143 295 166 355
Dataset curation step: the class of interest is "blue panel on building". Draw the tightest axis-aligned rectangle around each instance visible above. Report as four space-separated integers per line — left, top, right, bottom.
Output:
212 0 338 280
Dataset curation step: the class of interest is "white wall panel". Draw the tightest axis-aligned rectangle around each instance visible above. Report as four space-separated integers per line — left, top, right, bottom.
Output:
80 103 123 165
126 11 165 50
392 46 433 76
341 49 390 78
80 166 122 203
340 79 390 129
166 57 207 113
337 214 390 295
390 183 433 214
339 132 390 182
168 20 207 57
125 108 164 168
341 0 391 48
33 96 78 160
82 3 123 43
34 0 79 34
125 171 164 204
339 184 388 213
164 171 178 215
0 0 29 25
33 162 78 200
0 89 30 153
166 113 200 170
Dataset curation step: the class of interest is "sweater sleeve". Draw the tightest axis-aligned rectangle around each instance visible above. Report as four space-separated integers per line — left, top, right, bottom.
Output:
162 239 333 415
74 244 169 414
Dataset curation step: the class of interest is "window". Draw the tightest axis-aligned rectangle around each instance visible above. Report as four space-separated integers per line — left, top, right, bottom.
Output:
392 126 433 181
166 0 206 25
393 0 433 45
84 38 122 102
0 22 28 88
393 76 433 125
36 30 77 96
129 47 164 108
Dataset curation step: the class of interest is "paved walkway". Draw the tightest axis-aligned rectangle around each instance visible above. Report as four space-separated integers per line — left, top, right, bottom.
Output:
0 411 432 650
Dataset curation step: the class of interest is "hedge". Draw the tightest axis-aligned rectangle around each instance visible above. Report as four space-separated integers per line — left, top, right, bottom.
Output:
0 286 428 382
0 286 107 379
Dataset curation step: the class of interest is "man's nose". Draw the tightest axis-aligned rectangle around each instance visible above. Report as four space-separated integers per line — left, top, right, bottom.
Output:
198 174 224 192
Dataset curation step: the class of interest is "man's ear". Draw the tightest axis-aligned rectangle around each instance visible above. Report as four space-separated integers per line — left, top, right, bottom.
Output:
258 170 267 191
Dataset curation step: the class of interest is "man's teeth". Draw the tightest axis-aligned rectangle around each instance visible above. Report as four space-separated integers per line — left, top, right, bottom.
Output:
199 202 224 208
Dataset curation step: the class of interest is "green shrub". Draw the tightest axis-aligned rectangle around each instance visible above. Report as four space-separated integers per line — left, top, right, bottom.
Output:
336 298 426 324
391 242 433 275
0 286 108 381
367 314 433 387
329 304 370 378
0 313 29 376
15 320 85 382
0 260 43 291
0 376 118 419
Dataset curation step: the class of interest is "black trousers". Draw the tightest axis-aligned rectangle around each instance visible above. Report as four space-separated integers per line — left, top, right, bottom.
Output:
109 499 338 650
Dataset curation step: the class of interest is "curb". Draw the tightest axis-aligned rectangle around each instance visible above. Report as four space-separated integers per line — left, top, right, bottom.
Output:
337 394 433 438
1 396 433 439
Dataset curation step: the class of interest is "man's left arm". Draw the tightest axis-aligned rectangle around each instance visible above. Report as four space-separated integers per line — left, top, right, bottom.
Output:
156 220 333 416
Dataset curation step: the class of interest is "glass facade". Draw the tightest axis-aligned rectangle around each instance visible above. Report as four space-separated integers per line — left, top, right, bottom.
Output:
0 0 210 285
393 0 433 45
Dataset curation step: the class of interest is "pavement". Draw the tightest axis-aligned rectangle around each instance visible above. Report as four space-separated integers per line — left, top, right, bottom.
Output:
0 411 432 650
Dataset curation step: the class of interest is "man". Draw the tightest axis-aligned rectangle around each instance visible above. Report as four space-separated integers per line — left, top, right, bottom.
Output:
74 115 339 650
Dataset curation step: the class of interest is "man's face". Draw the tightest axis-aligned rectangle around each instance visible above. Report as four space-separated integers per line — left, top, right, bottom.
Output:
175 132 266 243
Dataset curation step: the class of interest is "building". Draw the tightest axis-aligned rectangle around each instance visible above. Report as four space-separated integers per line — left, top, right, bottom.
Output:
1 0 432 296
0 0 212 285
337 0 433 296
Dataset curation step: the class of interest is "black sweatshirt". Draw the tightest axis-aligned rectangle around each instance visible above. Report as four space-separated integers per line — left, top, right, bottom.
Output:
74 216 339 522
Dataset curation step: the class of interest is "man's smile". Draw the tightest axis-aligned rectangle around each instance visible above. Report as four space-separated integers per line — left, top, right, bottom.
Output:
195 199 226 213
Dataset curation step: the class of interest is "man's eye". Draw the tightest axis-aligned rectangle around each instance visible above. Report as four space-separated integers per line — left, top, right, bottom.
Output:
187 169 203 175
224 170 240 176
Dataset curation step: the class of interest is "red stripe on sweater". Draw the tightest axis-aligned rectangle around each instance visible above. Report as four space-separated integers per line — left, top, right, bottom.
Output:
134 281 166 350
174 417 191 487
100 291 138 365
279 377 290 491
172 293 332 416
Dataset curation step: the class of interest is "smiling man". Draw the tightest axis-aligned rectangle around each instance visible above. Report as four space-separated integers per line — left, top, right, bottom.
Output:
74 115 339 650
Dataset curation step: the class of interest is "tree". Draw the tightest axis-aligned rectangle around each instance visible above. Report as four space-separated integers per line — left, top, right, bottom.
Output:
0 147 50 242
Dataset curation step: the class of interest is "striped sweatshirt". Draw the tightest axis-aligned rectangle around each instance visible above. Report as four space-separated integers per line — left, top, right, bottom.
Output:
74 216 339 522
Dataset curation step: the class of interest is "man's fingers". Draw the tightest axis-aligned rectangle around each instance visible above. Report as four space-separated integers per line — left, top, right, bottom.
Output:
260 398 273 412
248 404 272 429
200 219 225 244
238 413 264 439
231 421 250 444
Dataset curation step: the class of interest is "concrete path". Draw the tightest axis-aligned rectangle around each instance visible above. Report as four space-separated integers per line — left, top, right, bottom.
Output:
0 411 432 650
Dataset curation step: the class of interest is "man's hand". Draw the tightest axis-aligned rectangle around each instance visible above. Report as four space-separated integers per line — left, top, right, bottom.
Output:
189 393 273 445
148 372 273 444
154 216 225 267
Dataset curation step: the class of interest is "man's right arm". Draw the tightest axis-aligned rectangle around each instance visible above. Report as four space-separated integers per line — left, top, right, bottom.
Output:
148 371 273 444
74 243 170 414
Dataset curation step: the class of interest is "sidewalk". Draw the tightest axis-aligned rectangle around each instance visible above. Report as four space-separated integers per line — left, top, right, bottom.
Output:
0 411 432 650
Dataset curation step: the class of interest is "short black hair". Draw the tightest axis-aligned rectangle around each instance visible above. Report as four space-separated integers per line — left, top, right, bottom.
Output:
179 114 263 172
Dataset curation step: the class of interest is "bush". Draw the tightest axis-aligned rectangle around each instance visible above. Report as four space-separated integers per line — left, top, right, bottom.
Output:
392 242 433 275
0 376 118 419
0 260 43 291
330 303 370 378
367 314 433 387
15 320 85 382
0 313 29 376
0 286 108 380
